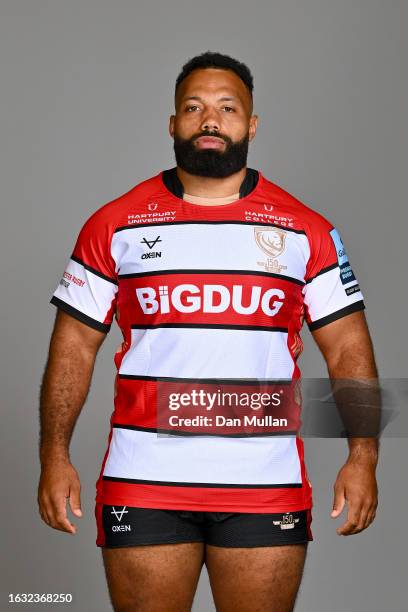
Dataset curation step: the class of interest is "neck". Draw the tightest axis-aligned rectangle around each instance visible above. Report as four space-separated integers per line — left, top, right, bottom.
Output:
176 166 247 198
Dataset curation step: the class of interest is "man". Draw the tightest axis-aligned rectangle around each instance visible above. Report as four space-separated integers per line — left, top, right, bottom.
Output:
38 51 379 612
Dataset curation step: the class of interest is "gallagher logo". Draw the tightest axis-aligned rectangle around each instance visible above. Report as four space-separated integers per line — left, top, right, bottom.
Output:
135 284 285 316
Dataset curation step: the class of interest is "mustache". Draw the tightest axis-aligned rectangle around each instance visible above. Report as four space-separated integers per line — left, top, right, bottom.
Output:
191 131 233 145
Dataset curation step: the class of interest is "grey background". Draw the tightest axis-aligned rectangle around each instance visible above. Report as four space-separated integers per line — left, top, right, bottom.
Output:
1 0 407 610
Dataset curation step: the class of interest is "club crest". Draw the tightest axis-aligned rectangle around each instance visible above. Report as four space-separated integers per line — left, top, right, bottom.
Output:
254 227 288 273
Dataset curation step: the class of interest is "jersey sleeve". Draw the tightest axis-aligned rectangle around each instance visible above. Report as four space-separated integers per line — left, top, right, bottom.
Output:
302 219 365 331
49 209 119 333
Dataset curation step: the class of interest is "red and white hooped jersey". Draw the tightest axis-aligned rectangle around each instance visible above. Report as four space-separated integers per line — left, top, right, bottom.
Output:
50 169 365 513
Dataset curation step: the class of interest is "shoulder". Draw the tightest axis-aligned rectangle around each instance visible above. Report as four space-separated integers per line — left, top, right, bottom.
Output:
78 171 164 234
260 174 335 236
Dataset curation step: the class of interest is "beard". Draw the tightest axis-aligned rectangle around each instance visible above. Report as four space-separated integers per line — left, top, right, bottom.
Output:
173 130 249 178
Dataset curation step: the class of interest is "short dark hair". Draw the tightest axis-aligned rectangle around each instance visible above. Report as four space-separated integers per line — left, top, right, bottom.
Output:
175 51 254 100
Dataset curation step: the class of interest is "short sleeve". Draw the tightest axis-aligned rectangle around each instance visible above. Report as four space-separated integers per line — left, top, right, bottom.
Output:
50 210 118 333
302 221 365 331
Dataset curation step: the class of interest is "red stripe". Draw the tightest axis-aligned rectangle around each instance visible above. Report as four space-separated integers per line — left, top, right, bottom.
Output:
296 435 313 507
95 425 114 504
110 377 302 432
98 477 312 513
95 502 105 546
306 508 314 540
117 273 302 330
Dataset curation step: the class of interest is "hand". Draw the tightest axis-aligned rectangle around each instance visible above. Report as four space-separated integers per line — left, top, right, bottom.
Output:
38 458 83 534
331 459 378 535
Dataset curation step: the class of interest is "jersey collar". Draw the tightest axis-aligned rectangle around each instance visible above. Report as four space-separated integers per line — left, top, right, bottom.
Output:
162 166 259 199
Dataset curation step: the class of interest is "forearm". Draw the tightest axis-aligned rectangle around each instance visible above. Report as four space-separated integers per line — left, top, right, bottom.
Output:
312 314 380 534
326 343 380 466
39 337 96 466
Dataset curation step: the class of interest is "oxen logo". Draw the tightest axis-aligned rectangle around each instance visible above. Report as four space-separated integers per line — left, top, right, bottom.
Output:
111 506 128 522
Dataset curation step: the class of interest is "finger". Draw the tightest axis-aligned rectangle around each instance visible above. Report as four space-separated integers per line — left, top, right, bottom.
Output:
49 496 76 534
331 487 345 518
337 519 356 535
337 501 362 535
38 497 53 526
39 506 51 526
41 489 75 533
364 508 376 529
68 484 83 517
53 510 77 534
352 506 370 534
361 499 377 530
53 505 77 534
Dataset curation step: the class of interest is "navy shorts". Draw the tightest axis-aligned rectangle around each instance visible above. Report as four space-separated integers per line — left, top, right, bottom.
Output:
95 503 313 548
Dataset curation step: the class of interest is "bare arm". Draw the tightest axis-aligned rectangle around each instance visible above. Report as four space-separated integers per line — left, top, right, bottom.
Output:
38 309 107 534
311 310 379 535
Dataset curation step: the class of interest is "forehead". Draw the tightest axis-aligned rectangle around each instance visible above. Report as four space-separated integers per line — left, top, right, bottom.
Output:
175 68 252 111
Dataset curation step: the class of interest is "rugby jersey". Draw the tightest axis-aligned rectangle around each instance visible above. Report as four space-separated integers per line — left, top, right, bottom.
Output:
50 167 365 513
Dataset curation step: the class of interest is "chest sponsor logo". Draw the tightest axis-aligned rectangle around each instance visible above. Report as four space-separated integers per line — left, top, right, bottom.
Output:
141 235 162 259
273 512 300 530
135 284 285 317
255 227 288 274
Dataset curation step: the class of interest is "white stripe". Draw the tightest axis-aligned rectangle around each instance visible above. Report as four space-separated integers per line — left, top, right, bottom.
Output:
119 328 295 378
303 267 364 323
52 258 117 323
103 428 302 485
112 224 309 282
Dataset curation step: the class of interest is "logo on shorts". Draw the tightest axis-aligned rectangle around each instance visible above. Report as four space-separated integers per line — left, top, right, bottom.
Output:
273 512 300 530
110 506 132 532
111 506 128 522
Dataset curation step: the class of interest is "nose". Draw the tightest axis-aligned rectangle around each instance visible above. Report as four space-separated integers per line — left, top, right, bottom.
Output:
200 109 220 133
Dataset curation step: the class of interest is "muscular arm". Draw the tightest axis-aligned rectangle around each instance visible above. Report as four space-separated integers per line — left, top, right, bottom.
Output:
38 309 107 533
311 310 380 535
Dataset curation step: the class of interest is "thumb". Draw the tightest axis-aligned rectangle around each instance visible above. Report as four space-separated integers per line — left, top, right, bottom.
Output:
68 484 83 517
331 487 345 517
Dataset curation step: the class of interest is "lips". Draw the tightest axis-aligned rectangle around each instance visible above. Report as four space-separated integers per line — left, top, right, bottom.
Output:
195 136 225 150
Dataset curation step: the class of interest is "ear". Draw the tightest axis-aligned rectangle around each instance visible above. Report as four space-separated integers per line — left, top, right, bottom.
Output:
248 115 258 142
169 115 175 138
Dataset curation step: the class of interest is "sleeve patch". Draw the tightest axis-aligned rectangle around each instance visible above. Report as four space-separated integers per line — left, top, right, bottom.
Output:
329 227 356 286
345 283 361 296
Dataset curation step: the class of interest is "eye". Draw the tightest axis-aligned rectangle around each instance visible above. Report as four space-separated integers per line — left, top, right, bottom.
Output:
223 106 235 112
186 105 200 112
